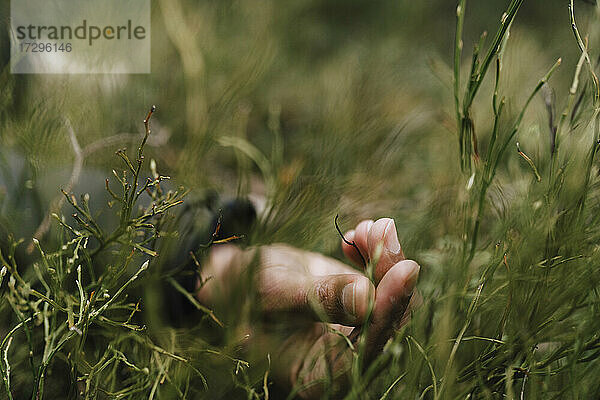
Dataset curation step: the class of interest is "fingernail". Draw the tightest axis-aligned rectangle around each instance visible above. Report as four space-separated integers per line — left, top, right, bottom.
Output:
383 219 401 254
342 282 358 318
366 220 374 233
403 261 420 296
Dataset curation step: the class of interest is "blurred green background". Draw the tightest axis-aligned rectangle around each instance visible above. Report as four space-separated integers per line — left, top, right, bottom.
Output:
1 0 593 248
2 0 600 398
0 0 591 234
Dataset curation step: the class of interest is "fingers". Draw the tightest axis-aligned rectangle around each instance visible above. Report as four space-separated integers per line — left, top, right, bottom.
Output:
340 220 371 268
291 329 353 399
353 219 373 257
284 261 420 398
341 230 364 266
367 218 405 284
341 218 405 284
260 268 375 326
361 259 419 360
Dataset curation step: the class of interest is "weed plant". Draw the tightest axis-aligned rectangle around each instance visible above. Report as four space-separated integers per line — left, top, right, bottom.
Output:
2 0 600 399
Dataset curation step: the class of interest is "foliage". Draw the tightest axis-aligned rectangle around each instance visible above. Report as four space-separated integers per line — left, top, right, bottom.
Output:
2 0 600 398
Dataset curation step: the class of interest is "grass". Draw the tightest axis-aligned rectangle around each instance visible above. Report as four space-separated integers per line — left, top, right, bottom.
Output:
2 0 600 398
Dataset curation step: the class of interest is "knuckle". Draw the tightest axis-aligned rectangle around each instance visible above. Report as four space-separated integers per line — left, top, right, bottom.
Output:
312 279 342 317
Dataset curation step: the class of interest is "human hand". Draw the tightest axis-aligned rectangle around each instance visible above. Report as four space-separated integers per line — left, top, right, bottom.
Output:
197 218 420 398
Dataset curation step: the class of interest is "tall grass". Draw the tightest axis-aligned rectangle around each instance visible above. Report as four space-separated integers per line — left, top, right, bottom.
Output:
1 0 600 398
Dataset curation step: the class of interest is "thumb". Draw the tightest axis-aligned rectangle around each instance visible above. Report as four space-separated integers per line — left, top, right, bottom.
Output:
261 270 375 326
308 274 375 325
